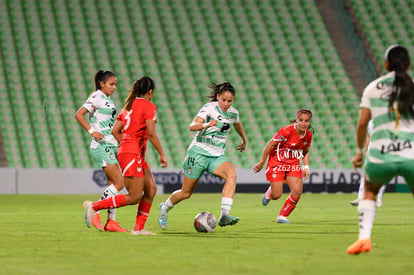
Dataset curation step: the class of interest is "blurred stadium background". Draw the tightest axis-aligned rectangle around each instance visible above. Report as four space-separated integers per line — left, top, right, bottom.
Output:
0 0 412 174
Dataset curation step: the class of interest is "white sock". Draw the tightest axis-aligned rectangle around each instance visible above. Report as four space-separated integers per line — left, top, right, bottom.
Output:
162 190 179 212
221 197 233 217
358 199 376 240
377 184 386 203
101 184 120 200
164 197 175 211
357 177 365 200
107 208 117 221
101 185 120 220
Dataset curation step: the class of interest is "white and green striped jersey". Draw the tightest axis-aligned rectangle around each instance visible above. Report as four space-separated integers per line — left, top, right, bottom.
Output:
360 71 414 164
82 90 118 148
188 101 239 156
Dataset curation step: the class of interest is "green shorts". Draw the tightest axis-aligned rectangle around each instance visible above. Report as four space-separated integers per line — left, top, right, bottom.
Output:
90 144 118 168
365 160 414 188
182 147 229 179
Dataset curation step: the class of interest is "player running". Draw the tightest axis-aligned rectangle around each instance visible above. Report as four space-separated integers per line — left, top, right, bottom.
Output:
75 70 127 232
83 76 168 235
158 82 247 229
347 45 414 254
253 109 313 224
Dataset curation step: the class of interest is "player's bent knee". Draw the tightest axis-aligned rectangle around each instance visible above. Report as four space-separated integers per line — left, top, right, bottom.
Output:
181 191 193 200
223 170 237 182
129 194 143 205
271 192 282 200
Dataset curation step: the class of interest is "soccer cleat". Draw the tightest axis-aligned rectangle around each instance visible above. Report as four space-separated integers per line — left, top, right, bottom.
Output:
347 238 372 255
158 203 168 229
218 215 239 227
262 193 270 206
350 199 360 206
276 215 291 223
104 220 128 232
131 229 157 236
376 201 382 207
83 201 96 228
91 213 103 231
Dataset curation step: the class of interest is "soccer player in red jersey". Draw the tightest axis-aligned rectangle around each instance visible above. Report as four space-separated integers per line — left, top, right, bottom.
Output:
83 76 168 235
253 109 313 223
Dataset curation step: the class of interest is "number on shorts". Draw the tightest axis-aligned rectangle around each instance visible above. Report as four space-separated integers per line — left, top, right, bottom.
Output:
187 157 195 167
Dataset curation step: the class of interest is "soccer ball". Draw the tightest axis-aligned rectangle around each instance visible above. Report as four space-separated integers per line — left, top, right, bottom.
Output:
194 211 216 233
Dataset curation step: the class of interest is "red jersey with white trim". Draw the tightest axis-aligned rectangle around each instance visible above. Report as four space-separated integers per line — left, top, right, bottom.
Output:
267 124 312 167
117 98 157 157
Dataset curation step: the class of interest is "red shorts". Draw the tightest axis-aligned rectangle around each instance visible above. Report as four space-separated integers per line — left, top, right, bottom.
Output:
118 153 149 177
265 163 303 182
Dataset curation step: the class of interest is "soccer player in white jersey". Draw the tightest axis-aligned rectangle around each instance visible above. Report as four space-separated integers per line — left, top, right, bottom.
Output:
348 45 414 254
158 82 248 229
75 70 126 232
350 120 386 207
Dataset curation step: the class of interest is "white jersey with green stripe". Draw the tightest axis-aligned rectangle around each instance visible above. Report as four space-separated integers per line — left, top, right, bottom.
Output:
82 90 118 149
188 101 239 156
360 71 414 164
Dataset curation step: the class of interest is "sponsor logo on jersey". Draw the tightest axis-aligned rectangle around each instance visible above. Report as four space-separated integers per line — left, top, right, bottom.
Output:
275 143 304 161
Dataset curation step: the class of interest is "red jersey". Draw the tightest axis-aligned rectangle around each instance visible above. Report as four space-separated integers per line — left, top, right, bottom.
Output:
267 124 312 167
117 98 157 157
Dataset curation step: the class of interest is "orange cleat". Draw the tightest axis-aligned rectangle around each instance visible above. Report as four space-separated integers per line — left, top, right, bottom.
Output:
347 238 372 255
104 219 128 232
91 213 104 231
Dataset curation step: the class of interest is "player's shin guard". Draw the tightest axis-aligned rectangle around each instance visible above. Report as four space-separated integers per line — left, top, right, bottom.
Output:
92 194 127 211
134 201 152 231
279 194 299 217
100 185 120 220
100 184 119 200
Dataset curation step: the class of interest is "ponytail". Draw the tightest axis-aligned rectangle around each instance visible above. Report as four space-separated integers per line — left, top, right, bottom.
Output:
124 76 155 111
384 45 414 118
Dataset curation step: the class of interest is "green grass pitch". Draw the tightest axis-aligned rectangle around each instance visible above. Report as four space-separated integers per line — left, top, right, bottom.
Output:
1 193 414 274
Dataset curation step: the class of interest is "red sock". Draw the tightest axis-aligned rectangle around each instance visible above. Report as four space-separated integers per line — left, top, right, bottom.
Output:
133 201 152 231
92 194 127 211
279 194 299 217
